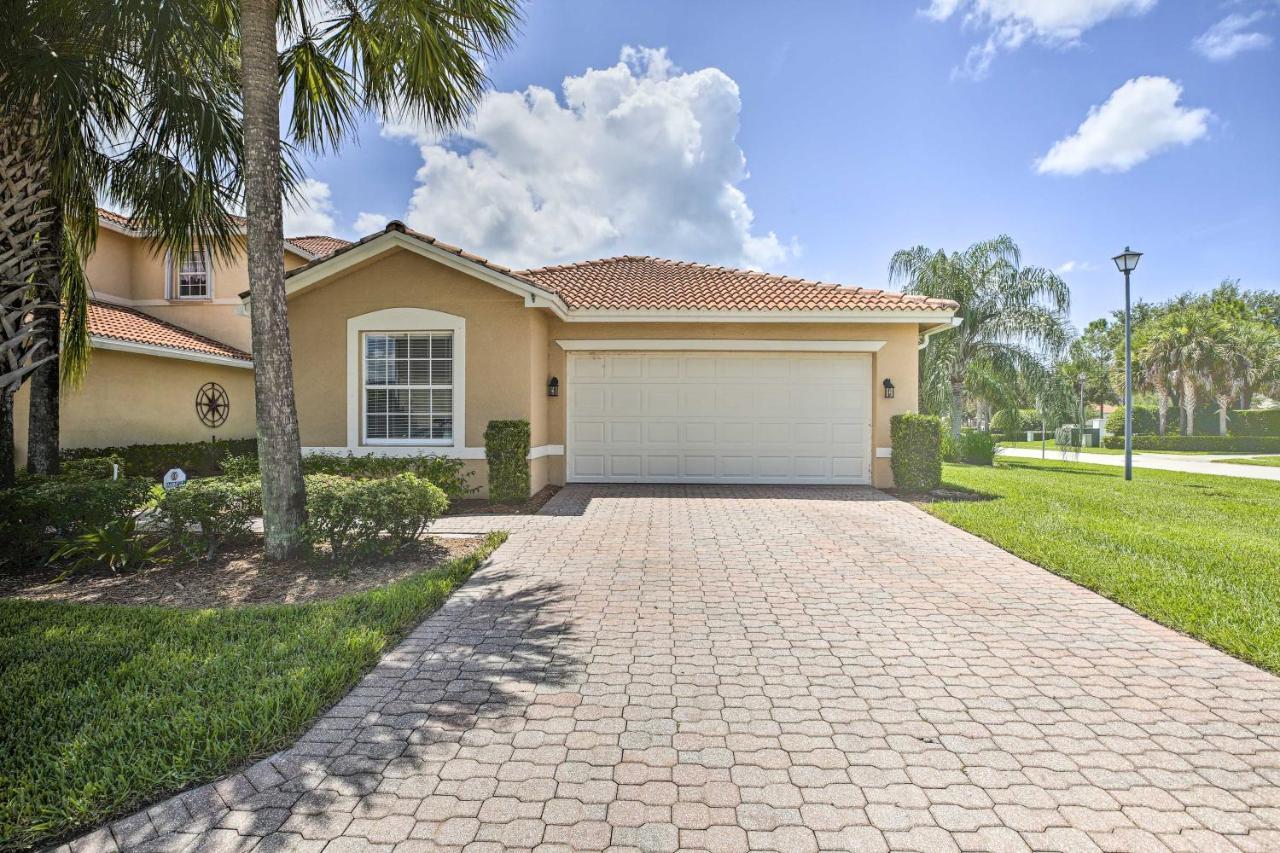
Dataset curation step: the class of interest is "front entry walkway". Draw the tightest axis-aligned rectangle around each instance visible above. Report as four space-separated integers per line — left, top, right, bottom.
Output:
65 486 1280 852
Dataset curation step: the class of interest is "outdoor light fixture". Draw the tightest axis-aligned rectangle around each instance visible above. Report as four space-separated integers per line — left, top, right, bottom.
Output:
547 376 560 397
1112 246 1142 481
882 378 895 399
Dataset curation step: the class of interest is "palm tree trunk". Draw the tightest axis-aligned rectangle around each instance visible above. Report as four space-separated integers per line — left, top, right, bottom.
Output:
26 267 61 475
1155 389 1168 436
240 0 307 559
1216 395 1231 437
0 108 61 484
0 387 14 487
950 379 964 439
1182 378 1197 437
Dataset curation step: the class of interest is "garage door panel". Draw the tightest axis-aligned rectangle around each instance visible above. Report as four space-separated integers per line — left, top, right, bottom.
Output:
568 352 871 484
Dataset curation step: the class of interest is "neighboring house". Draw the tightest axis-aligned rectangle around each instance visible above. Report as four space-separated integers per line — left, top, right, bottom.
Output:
11 210 349 466
273 221 959 492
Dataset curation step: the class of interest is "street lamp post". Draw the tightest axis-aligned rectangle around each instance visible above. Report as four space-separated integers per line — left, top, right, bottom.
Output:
1112 247 1142 481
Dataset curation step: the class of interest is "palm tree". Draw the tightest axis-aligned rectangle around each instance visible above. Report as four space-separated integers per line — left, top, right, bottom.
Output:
1133 324 1176 436
1158 310 1221 437
889 235 1072 438
233 0 521 558
0 0 243 485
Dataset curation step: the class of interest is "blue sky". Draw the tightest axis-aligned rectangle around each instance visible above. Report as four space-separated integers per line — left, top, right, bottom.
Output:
285 0 1280 329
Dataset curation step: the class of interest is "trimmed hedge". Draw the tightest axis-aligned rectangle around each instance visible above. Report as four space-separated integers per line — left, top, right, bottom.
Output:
1231 409 1280 437
220 451 474 499
1105 405 1160 436
890 414 942 492
62 439 256 481
1102 434 1280 453
957 431 996 466
159 477 263 560
59 455 126 480
484 420 531 504
305 473 448 563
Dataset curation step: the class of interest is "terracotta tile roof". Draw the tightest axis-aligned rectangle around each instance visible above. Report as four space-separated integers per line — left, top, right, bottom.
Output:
519 255 959 313
88 300 252 362
285 234 351 258
98 206 248 230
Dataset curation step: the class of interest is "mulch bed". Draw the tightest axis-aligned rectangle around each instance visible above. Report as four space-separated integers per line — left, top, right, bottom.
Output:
445 484 560 516
0 535 486 609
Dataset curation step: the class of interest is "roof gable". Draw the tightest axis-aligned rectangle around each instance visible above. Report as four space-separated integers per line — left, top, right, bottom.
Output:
88 301 252 365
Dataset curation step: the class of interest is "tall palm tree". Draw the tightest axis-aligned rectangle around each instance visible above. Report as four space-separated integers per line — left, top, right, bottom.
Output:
1158 310 1221 437
231 0 521 558
1132 324 1176 436
889 235 1072 438
0 0 243 485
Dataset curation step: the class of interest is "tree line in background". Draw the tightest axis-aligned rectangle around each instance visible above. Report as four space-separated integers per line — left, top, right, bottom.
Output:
894 237 1280 440
1 0 521 559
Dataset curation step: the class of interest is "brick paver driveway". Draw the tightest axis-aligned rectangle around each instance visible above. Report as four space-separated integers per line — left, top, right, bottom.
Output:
66 486 1280 853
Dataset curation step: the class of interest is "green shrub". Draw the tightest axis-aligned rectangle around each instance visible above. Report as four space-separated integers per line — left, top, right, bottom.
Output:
1231 409 1280 437
0 477 153 569
940 432 960 463
59 454 126 480
1105 405 1160 435
300 452 473 499
484 420 531 504
1101 434 1280 453
305 473 448 563
62 438 256 481
890 414 942 492
958 431 996 466
159 477 263 560
218 453 260 479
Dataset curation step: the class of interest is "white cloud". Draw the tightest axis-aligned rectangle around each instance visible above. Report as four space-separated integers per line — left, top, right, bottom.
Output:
352 211 392 235
1055 260 1096 274
923 0 1157 78
380 46 793 270
1193 12 1272 61
283 178 338 235
1036 76 1211 175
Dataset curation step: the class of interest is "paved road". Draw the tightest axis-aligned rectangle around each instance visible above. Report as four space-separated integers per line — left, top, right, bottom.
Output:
62 486 1280 852
998 446 1280 481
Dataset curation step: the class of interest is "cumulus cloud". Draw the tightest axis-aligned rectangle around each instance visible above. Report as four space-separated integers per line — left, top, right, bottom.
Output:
283 178 338 235
1193 12 1272 61
923 0 1157 78
1036 76 1211 175
380 46 793 270
352 211 393 235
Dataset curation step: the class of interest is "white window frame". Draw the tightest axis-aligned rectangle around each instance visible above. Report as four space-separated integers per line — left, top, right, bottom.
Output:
346 308 466 451
172 247 213 300
360 331 455 446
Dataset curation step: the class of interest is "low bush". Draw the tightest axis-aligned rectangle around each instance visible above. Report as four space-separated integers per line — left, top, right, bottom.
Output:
0 477 154 569
940 432 960 463
957 431 996 466
302 452 472 499
1101 434 1280 453
62 439 256 481
1105 405 1160 435
159 477 263 560
59 455 126 480
890 414 942 492
305 473 448 563
1231 408 1280 437
484 420 531 504
49 517 167 579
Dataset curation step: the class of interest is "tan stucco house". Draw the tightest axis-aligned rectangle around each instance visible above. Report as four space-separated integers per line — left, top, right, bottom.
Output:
12 211 349 466
272 221 958 491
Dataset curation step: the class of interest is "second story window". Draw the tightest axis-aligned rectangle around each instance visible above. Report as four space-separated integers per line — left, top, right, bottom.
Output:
176 249 210 299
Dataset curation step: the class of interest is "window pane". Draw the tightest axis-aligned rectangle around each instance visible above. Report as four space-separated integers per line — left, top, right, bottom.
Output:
430 389 452 413
366 389 387 413
366 358 388 385
409 416 433 438
386 414 409 438
431 417 453 440
366 335 387 358
409 390 430 413
391 335 409 358
408 360 432 384
387 389 409 413
431 335 452 359
409 336 432 359
366 414 387 439
431 359 452 385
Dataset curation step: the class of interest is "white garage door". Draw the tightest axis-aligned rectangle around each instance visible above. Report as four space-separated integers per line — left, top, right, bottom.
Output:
567 351 872 484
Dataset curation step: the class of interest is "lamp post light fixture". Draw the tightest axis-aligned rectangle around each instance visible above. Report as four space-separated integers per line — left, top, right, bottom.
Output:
1112 246 1142 481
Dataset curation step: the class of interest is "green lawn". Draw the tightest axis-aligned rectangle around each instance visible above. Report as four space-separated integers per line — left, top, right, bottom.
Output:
921 459 1280 676
998 440 1225 456
1213 455 1280 468
0 532 505 852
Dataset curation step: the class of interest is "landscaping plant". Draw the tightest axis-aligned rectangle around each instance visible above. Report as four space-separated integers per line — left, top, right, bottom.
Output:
1 476 153 569
159 476 263 560
484 419 531 504
48 516 167 579
304 473 449 563
890 414 942 492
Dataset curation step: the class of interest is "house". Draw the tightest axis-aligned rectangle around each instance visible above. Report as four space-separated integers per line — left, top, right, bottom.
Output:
11 211 349 466
272 221 958 491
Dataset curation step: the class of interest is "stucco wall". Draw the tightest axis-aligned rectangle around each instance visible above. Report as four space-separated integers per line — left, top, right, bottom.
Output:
12 349 256 466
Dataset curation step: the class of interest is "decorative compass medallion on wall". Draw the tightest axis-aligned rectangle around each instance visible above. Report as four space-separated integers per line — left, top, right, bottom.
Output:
195 382 230 428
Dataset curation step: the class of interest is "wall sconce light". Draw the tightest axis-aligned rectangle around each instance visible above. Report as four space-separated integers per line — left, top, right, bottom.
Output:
882 378 895 399
547 376 560 397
